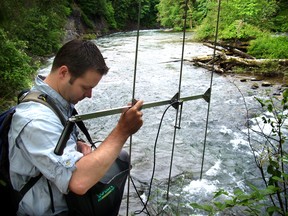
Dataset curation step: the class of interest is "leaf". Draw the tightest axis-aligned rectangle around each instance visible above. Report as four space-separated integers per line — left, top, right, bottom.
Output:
266 206 281 215
189 203 213 212
225 199 236 207
272 176 283 183
213 189 229 198
255 97 265 107
267 104 273 112
283 89 288 100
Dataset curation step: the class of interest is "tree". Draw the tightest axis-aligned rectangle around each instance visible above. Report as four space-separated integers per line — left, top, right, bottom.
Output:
0 29 37 111
111 0 159 29
195 0 279 41
156 0 193 30
0 0 70 56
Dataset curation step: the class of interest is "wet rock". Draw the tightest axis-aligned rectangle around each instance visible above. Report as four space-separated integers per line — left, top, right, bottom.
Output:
273 91 281 96
251 83 259 89
262 82 272 87
251 77 262 81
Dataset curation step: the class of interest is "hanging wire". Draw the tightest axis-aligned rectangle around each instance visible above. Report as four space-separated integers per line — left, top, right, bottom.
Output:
165 0 189 200
200 0 222 179
126 0 142 215
133 102 179 216
132 1 141 101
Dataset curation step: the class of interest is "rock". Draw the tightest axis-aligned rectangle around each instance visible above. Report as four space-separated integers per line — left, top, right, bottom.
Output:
63 17 80 43
251 77 262 81
251 83 259 89
262 82 272 87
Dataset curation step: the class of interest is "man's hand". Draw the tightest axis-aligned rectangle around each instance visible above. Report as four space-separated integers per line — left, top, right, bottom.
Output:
77 140 92 155
118 100 144 136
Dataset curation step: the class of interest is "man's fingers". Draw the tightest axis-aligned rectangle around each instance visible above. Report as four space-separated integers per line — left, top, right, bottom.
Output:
132 99 143 111
122 99 143 115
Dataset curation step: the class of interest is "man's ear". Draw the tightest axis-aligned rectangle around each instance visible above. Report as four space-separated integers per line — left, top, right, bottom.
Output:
58 65 70 79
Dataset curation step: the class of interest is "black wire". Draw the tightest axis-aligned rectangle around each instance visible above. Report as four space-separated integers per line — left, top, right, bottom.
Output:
133 101 180 215
90 140 102 149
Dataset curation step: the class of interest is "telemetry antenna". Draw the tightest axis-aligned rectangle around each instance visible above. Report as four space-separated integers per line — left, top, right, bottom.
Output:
54 88 210 155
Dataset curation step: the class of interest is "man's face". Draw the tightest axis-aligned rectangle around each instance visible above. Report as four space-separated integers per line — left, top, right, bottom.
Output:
65 69 103 104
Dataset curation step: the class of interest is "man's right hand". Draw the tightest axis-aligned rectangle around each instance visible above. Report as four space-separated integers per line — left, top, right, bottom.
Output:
118 100 144 136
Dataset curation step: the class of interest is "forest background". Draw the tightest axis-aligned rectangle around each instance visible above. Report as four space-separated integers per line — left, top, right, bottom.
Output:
0 0 288 111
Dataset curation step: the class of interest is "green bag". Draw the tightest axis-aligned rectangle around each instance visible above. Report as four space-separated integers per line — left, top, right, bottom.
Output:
65 151 131 216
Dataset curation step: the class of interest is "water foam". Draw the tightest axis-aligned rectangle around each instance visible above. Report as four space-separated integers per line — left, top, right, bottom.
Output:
183 179 218 196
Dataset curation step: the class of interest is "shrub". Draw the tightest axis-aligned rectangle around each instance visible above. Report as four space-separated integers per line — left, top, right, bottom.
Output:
220 20 263 40
0 29 37 111
248 35 288 59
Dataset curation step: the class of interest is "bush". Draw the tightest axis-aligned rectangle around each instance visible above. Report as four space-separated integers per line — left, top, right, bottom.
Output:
194 0 280 42
0 29 37 111
220 20 263 40
1 1 70 57
248 35 288 59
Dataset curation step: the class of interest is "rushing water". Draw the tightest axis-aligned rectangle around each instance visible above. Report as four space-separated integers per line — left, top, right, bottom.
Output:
39 30 285 215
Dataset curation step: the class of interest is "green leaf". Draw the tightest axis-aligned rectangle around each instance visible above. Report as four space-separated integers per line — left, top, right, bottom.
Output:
213 189 229 198
189 203 213 212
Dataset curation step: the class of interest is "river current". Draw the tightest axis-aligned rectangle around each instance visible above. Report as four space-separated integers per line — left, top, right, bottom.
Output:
39 30 285 215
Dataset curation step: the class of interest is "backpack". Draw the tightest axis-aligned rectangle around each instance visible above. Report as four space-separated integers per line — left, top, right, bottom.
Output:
0 90 69 215
0 90 130 216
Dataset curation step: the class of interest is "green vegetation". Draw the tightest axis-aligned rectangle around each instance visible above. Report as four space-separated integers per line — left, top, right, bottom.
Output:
0 0 70 57
0 0 71 111
156 0 288 60
0 29 38 110
249 35 288 59
190 0 288 80
156 0 192 31
194 0 279 41
193 0 288 59
112 0 160 29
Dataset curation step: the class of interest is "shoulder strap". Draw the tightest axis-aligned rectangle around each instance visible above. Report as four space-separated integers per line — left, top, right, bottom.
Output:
72 109 94 145
21 91 66 126
19 174 42 196
21 91 94 145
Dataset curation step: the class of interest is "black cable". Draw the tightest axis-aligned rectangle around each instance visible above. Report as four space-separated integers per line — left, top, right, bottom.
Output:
133 101 180 215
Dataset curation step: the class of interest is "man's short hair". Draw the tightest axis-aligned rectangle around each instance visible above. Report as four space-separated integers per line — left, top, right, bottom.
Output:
51 39 109 79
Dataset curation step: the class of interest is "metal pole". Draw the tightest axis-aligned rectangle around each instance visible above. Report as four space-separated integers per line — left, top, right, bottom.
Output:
69 90 210 123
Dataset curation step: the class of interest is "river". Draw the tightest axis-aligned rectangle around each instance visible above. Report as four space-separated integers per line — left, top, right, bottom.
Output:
39 30 286 215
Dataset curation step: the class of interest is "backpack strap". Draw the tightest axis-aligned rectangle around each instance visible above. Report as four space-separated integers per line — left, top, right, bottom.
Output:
21 91 93 144
72 109 94 146
19 174 42 196
20 91 66 126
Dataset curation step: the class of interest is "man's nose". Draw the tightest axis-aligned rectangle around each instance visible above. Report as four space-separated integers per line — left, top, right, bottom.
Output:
85 89 92 98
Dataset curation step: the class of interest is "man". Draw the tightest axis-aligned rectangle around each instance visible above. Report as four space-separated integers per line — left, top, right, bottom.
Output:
8 39 143 215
